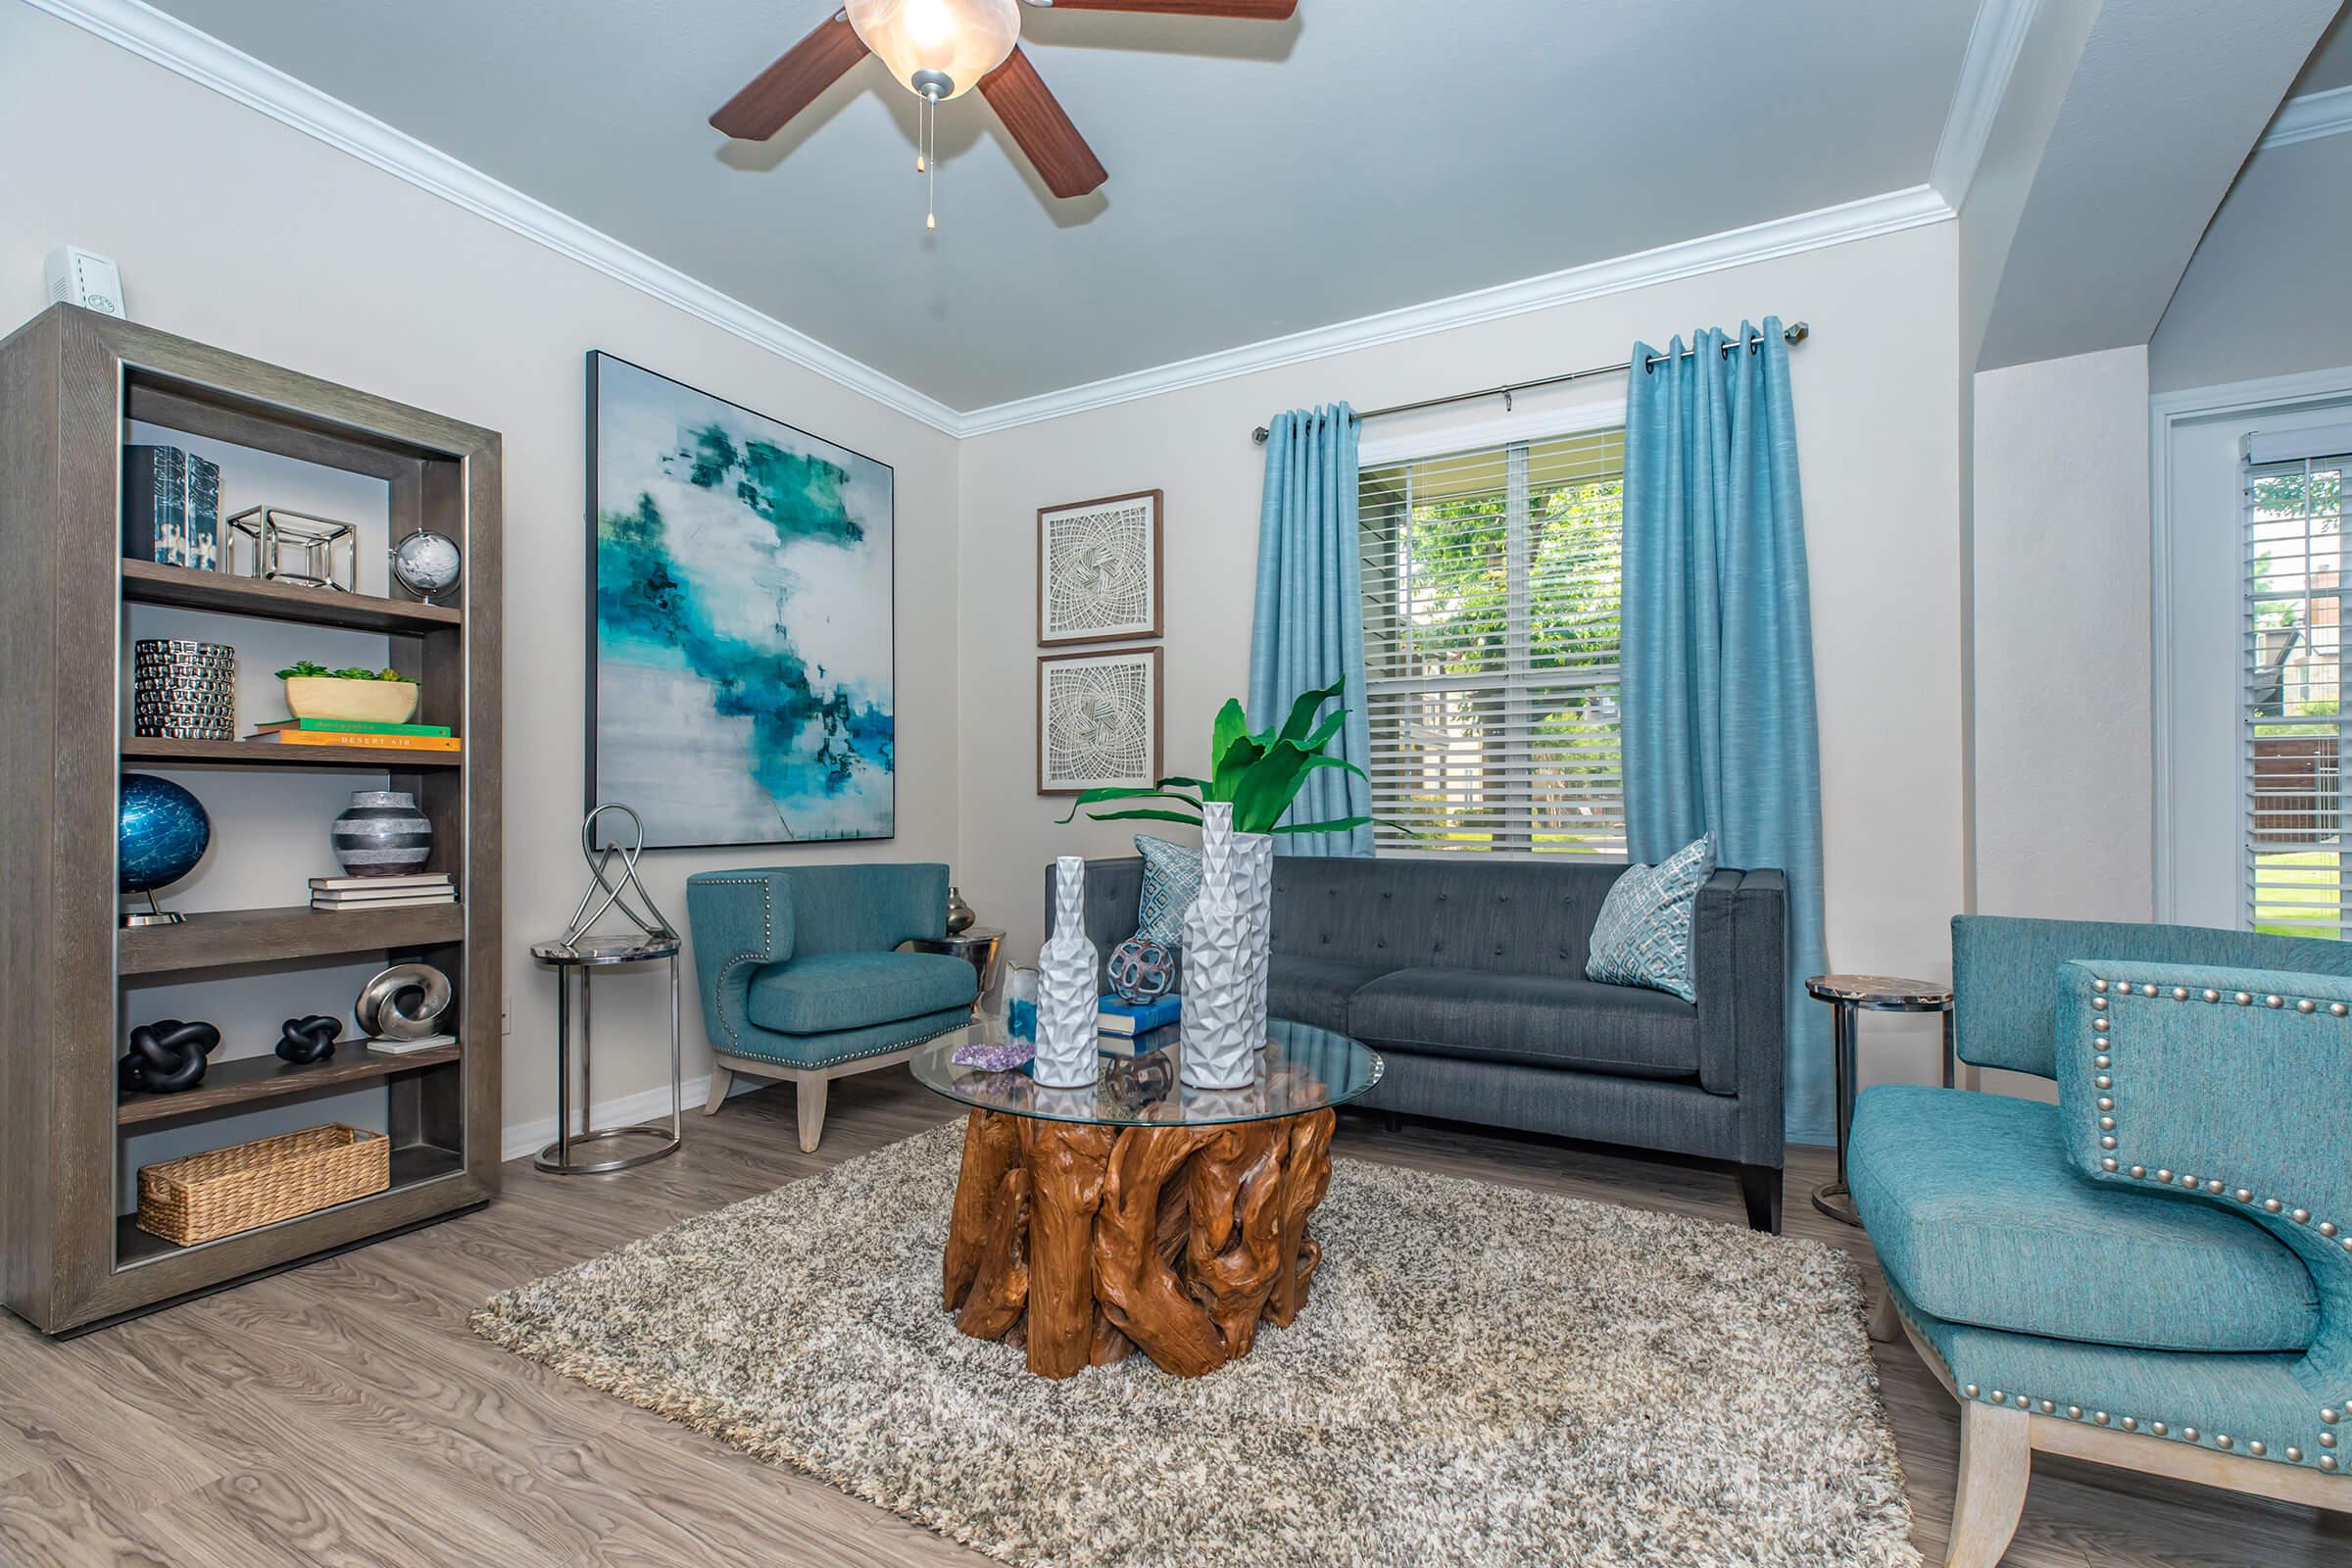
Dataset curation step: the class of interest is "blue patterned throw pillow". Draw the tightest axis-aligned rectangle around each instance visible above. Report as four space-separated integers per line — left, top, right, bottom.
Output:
1134 835 1202 952
1585 834 1717 1003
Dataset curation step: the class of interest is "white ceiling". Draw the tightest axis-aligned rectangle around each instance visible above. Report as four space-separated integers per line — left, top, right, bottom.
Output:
144 0 1982 412
2292 5 2352 94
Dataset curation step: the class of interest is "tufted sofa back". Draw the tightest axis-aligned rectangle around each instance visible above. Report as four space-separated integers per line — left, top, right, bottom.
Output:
1063 854 1627 982
1266 856 1625 977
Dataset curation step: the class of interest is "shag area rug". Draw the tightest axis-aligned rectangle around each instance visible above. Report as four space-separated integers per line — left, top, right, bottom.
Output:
474 1124 1918 1568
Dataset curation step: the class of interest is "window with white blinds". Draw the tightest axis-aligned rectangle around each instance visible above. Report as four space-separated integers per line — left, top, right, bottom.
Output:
2243 432 2351 938
1358 427 1625 857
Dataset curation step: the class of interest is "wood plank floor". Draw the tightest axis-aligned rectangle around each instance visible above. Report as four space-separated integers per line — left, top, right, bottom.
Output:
4 1073 2345 1567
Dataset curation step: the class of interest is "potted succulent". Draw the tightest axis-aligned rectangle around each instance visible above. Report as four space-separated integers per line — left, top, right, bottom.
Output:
1059 677 1379 1060
274 662 420 725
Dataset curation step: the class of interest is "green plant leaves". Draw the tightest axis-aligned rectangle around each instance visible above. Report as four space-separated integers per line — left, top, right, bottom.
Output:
273 662 413 682
1210 700 1250 768
1053 786 1204 826
1058 676 1415 839
1276 676 1348 746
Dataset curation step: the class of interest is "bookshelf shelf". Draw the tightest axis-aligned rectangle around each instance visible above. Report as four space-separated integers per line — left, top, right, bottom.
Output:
122 558 461 632
117 1044 463 1125
114 1143 466 1267
0 304 502 1333
118 902 465 976
120 736 464 769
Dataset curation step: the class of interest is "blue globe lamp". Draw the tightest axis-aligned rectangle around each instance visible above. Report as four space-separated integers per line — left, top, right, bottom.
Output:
119 773 211 927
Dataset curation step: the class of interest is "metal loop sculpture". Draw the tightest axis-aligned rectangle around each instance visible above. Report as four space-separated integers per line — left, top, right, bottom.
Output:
356 963 452 1041
557 803 676 953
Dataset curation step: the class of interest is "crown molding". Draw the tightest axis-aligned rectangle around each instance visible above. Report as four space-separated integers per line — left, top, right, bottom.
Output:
2258 82 2352 152
33 0 1960 442
1930 0 2042 211
23 0 965 435
956 184 1954 436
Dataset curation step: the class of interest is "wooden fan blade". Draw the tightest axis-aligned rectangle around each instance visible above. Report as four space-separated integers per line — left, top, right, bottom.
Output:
1039 0 1298 16
710 17 870 141
979 47 1108 199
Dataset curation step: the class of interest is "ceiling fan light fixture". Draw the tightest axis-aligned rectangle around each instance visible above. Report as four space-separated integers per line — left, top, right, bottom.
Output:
843 0 1021 101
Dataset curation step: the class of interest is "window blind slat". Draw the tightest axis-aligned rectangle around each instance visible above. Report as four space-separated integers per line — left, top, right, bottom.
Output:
1361 428 1625 858
2242 454 2348 939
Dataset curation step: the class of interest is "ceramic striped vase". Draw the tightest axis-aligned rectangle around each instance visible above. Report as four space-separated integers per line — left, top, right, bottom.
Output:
1034 856 1100 1088
330 790 432 877
1180 804 1257 1089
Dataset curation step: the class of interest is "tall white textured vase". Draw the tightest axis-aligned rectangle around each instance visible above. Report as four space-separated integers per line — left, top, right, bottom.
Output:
1035 856 1100 1088
1180 805 1258 1089
1234 828 1275 1047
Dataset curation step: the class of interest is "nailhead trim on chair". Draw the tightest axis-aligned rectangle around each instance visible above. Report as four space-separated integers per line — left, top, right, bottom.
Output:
2072 974 2348 1473
722 1016 971 1071
698 877 776 1052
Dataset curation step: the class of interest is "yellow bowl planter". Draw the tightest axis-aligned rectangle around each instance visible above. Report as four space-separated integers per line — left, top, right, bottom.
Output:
283 676 419 724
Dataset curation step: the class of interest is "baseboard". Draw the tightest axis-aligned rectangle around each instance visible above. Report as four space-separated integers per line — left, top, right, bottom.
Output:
500 1072 761 1164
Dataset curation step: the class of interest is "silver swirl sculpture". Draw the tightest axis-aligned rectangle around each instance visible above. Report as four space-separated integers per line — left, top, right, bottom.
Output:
556 803 676 952
356 963 453 1041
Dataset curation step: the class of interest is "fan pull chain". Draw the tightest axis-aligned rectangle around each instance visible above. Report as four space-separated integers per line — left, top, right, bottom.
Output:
925 94 938 231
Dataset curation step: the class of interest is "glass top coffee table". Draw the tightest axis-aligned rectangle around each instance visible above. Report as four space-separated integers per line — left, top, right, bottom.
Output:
909 1019 1383 1380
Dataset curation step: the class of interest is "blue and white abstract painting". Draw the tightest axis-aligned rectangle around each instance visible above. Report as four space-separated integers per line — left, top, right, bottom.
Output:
589 353 895 847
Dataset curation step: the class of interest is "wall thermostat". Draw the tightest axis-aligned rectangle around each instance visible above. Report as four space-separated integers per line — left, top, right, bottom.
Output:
44 246 125 318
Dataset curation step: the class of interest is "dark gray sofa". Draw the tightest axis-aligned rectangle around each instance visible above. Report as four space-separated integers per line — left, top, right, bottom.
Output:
1054 855 1789 1231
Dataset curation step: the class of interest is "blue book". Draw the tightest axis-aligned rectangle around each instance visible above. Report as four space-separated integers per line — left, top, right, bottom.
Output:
186 453 220 570
1098 994 1181 1037
122 444 190 565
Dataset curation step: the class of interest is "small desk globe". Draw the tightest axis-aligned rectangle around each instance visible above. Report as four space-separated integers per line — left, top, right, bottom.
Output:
120 773 210 926
390 527 463 603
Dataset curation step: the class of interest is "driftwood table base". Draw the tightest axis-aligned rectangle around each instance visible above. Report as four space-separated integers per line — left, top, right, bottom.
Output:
942 1106 1338 1378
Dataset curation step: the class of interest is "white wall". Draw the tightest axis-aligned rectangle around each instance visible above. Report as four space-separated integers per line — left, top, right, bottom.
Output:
1966 344 2154 1102
2150 132 2352 394
957 222 1968 1094
0 5 964 1152
1971 345 2153 920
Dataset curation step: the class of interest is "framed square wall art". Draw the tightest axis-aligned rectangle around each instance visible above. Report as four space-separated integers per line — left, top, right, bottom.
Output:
1037 489 1162 645
1038 647 1163 796
587 351 896 849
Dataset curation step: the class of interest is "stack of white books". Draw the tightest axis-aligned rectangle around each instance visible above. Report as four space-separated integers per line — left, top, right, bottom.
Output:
310 872 456 910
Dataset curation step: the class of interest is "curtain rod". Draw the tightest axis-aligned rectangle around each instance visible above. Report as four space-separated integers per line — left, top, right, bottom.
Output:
1250 321 1809 444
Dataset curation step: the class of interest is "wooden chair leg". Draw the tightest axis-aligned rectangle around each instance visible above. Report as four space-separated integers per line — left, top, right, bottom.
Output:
1947 1400 2031 1568
1868 1285 1902 1343
795 1072 830 1153
704 1061 734 1115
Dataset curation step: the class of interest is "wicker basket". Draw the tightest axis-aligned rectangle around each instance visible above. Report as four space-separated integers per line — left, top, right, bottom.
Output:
136 1124 390 1247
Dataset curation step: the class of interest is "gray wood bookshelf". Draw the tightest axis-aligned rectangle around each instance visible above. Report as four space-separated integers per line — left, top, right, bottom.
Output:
0 304 503 1334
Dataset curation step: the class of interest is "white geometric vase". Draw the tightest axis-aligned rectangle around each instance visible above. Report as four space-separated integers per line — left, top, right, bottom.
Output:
1180 805 1259 1089
1035 855 1100 1088
1233 827 1275 1048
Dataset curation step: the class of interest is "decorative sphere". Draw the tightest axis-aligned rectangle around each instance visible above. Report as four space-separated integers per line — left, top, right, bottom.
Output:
1106 936 1176 1004
390 528 463 598
119 774 211 894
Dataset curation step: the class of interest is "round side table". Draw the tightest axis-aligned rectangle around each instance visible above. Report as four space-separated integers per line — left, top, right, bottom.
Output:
1806 973 1954 1226
899 926 1004 1012
530 932 684 1174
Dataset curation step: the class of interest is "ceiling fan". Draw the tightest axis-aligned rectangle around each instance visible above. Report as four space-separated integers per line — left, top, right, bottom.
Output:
710 0 1298 216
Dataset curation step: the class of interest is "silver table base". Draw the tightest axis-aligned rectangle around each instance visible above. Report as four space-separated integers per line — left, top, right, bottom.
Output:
1806 974 1956 1227
533 937 684 1175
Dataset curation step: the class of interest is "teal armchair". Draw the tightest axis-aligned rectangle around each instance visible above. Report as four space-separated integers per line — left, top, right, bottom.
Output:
1849 916 2352 1566
686 864 976 1151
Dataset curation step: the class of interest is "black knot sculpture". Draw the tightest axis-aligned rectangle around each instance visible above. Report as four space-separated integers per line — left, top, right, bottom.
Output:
276 1014 343 1064
119 1018 221 1094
